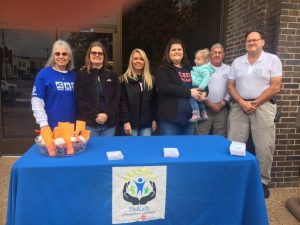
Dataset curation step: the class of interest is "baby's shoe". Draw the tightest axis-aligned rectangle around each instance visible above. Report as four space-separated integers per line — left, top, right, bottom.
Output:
189 112 201 123
201 111 208 120
197 111 208 124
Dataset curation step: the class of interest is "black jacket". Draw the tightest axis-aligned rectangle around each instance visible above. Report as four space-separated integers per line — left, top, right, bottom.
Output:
119 76 157 129
154 63 192 122
74 67 120 127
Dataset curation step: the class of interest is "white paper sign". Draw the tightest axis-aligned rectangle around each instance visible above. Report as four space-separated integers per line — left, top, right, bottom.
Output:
106 151 124 160
112 166 167 224
230 141 246 156
163 147 180 158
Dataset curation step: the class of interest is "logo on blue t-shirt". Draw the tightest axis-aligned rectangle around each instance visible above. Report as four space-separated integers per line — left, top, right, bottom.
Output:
55 82 74 91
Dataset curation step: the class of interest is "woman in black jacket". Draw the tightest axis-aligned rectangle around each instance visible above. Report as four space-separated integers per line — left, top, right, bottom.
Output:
155 38 202 135
75 41 120 136
119 48 157 136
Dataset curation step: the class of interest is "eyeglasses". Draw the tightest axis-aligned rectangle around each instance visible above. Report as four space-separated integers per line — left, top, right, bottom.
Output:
246 39 262 44
54 52 68 57
90 51 104 56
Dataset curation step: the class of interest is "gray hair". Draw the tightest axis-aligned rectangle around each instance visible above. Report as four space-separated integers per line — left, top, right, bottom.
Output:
45 39 74 71
210 43 224 53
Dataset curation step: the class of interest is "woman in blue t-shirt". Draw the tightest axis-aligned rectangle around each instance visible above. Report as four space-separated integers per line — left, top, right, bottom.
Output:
31 40 76 130
154 38 202 135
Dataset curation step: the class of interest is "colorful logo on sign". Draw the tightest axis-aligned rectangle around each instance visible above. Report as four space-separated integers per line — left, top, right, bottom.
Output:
112 166 166 224
122 168 156 205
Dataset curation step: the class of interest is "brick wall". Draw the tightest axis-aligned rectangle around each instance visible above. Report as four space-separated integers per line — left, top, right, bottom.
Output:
224 0 300 187
275 0 300 187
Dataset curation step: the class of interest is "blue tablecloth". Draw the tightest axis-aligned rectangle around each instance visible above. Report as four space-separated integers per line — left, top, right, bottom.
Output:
6 135 268 225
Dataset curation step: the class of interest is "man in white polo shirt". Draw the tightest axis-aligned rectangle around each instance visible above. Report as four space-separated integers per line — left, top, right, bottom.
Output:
195 43 230 137
227 31 282 198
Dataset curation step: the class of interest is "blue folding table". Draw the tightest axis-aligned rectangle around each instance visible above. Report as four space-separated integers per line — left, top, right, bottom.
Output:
6 135 268 225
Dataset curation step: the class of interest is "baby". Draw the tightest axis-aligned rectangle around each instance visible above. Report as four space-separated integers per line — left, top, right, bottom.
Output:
189 48 215 122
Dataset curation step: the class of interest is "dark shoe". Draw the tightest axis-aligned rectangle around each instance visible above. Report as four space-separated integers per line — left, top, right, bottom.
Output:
197 118 207 124
262 184 270 198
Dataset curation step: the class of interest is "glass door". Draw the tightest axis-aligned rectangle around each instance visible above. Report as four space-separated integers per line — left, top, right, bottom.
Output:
59 27 120 74
0 28 55 154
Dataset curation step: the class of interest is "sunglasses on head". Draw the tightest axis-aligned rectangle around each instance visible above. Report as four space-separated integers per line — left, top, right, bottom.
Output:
54 52 68 57
90 51 104 56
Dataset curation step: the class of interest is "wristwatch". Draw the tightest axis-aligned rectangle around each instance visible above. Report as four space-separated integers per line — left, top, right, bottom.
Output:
221 100 227 106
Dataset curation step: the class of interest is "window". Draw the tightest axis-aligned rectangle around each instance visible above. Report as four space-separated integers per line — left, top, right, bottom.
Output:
0 29 53 138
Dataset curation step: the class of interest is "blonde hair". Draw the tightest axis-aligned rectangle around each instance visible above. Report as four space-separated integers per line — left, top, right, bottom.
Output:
45 39 74 70
120 48 153 90
195 48 211 63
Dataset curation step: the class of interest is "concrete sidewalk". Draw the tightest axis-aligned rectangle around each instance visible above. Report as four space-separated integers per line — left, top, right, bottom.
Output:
0 156 299 225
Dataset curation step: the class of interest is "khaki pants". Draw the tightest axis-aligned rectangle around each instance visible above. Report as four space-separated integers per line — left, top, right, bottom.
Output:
195 107 229 137
227 102 276 185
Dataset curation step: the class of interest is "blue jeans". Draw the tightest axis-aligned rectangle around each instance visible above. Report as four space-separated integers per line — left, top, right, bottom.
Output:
159 120 195 135
131 128 152 136
190 98 206 112
86 125 116 136
198 101 206 112
190 98 199 112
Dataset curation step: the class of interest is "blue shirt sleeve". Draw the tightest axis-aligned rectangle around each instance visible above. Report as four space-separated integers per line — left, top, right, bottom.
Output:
32 70 46 100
